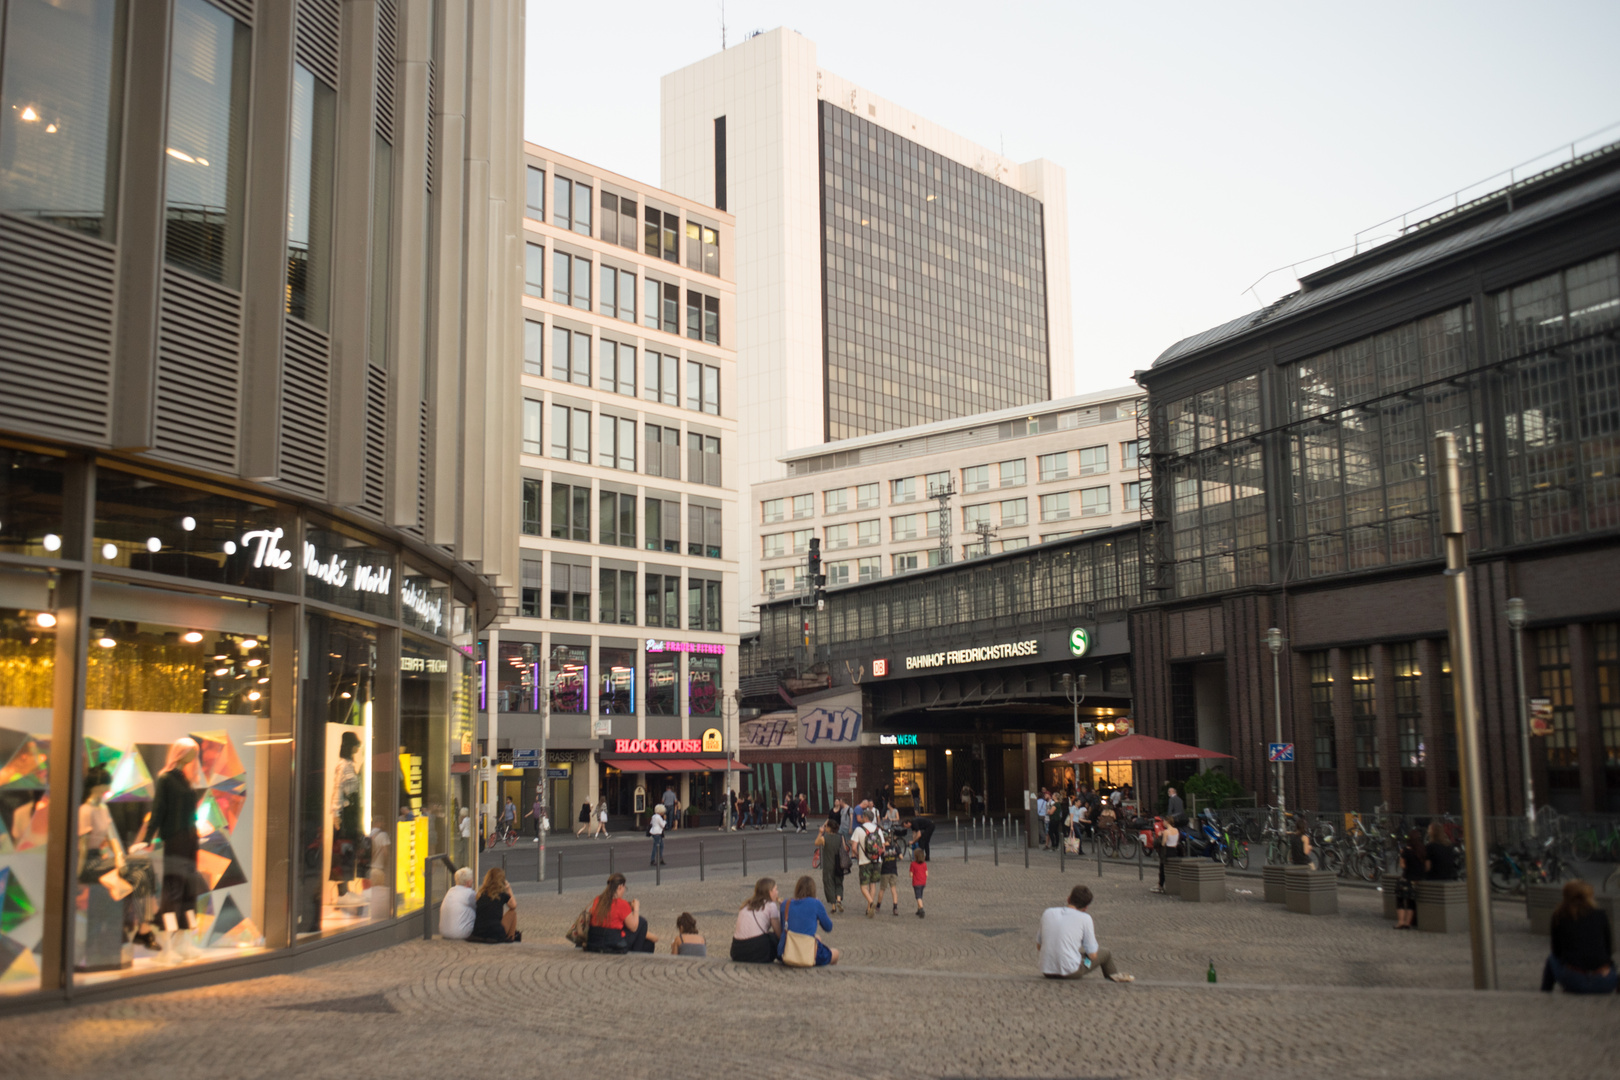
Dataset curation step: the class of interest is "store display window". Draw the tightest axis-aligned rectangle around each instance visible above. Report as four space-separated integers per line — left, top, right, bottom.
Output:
688 654 719 717
647 656 677 716
600 648 635 714
0 581 57 996
496 641 542 713
549 645 588 714
94 468 289 592
398 636 448 917
0 446 66 558
304 525 395 620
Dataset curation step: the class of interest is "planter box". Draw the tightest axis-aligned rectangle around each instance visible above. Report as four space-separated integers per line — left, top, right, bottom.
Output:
1526 883 1563 936
1383 884 1399 921
1284 867 1339 915
1262 864 1287 904
1415 880 1469 934
1161 857 1182 893
1179 859 1226 903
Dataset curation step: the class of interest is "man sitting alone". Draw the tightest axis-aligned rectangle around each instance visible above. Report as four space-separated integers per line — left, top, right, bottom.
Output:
439 866 477 941
1037 884 1134 982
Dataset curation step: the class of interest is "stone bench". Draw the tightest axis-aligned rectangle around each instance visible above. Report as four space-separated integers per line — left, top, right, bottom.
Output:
1179 859 1226 903
1415 880 1468 934
1262 864 1287 904
1526 883 1563 936
1284 867 1338 915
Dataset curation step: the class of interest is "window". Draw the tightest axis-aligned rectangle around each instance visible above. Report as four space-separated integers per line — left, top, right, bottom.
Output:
549 405 589 463
552 250 590 309
1596 624 1620 766
762 533 786 559
0 0 126 242
598 340 635 396
1310 652 1335 770
1079 445 1108 476
826 560 851 586
601 191 636 250
598 189 616 243
598 491 636 548
964 504 991 530
1537 628 1576 767
520 558 542 616
963 465 990 493
999 460 1026 488
824 488 848 514
1349 647 1378 769
688 434 721 487
644 425 680 479
686 221 720 275
550 559 590 621
790 529 812 555
521 479 543 534
600 647 635 713
617 269 636 322
615 196 637 250
598 568 636 625
645 206 678 262
645 499 681 553
687 503 723 558
647 655 676 714
826 524 850 550
553 175 590 235
855 483 880 510
1001 537 1029 552
1039 452 1070 482
285 64 335 327
856 519 880 547
891 515 919 541
644 351 679 405
857 557 881 582
523 320 543 376
1000 498 1028 527
1122 440 1143 471
550 643 588 713
689 654 720 715
1123 481 1142 512
1080 487 1110 517
686 360 720 414
164 0 249 285
687 576 722 631
762 568 790 596
551 327 589 385
525 165 544 219
524 242 543 297
597 415 636 472
599 263 618 318
790 494 813 520
893 551 920 573
1392 642 1424 769
522 399 541 455
925 470 950 496
550 482 590 542
572 181 591 236
762 498 785 524
645 278 679 334
892 478 917 504
704 295 720 344
1040 493 1071 522
645 573 680 628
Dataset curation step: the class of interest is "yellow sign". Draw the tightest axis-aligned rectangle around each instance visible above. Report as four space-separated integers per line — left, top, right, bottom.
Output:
396 815 428 914
701 727 723 752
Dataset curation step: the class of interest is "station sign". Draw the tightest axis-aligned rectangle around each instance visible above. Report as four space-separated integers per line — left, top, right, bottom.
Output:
904 638 1039 671
1069 627 1091 657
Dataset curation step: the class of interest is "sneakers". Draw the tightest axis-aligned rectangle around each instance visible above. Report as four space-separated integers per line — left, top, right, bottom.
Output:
891 905 898 917
917 909 925 918
866 901 875 919
1108 973 1135 983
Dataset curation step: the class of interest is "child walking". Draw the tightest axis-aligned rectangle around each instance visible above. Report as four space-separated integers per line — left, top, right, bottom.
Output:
910 846 928 918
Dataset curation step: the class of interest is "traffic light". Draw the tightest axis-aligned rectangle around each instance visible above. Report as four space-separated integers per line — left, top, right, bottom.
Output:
808 536 822 582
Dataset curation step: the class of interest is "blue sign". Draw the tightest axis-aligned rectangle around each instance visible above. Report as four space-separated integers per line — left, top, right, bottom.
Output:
1268 743 1295 763
512 749 540 768
546 768 569 779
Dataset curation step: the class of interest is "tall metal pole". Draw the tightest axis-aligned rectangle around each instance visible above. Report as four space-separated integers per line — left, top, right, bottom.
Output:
1267 628 1286 818
722 690 737 831
484 628 499 851
1437 432 1497 991
538 658 548 881
1506 598 1535 839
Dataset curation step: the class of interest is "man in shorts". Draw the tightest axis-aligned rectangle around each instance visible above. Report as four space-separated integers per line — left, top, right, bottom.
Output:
879 834 901 916
851 809 885 918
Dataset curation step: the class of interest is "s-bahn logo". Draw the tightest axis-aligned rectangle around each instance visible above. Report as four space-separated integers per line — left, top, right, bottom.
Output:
1069 627 1091 657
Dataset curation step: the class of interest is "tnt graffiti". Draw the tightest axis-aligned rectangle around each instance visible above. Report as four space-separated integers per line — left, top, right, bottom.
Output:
799 706 861 745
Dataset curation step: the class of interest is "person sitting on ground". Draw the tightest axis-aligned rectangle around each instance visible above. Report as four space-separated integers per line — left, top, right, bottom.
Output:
1424 821 1459 881
730 877 781 963
778 876 840 967
1542 879 1617 994
1288 818 1314 868
1037 883 1133 982
439 866 477 941
671 912 706 957
1395 828 1426 930
469 867 520 943
584 872 657 953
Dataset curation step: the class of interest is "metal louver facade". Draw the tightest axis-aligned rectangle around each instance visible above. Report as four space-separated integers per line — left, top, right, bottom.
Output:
279 317 332 497
153 269 243 471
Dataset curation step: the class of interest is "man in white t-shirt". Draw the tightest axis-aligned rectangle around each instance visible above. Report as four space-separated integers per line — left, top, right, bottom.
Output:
439 867 476 940
1036 885 1132 982
851 809 884 918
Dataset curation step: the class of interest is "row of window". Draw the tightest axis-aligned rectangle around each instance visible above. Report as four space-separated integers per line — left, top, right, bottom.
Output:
520 401 722 486
519 556 723 631
762 528 1120 593
526 165 722 277
529 323 721 414
490 641 720 718
524 241 722 345
522 478 724 558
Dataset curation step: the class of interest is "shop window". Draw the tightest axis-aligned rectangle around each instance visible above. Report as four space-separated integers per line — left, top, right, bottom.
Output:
549 644 588 713
688 654 719 717
647 655 677 715
94 468 286 593
494 641 541 713
600 648 635 714
397 636 449 916
303 527 394 619
0 593 55 994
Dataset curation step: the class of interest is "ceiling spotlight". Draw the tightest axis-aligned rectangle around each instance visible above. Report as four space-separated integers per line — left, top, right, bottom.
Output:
97 636 116 648
213 668 229 677
223 540 237 554
34 612 57 629
246 658 262 668
146 537 161 552
241 639 258 649
182 631 203 643
257 676 269 684
181 516 196 531
100 542 118 560
340 691 352 699
247 691 261 701
20 106 38 122
42 533 62 552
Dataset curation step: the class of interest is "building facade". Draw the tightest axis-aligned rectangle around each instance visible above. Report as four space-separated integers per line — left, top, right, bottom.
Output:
1132 143 1620 817
499 145 740 822
750 388 1142 614
0 0 522 1005
660 28 1074 627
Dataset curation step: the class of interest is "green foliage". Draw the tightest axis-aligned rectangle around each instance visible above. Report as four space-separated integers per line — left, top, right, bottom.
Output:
1159 769 1248 810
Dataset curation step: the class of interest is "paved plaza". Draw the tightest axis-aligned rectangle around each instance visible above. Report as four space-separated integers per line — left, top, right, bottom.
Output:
1 839 1615 1080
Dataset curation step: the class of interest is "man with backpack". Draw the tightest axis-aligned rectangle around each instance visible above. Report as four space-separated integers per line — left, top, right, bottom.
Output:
851 808 886 918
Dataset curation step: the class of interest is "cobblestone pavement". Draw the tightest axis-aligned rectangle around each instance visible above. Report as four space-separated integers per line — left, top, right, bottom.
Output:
2 855 1614 1080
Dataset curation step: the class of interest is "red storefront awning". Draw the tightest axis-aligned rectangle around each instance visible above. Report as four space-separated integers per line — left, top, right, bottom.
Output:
601 757 748 773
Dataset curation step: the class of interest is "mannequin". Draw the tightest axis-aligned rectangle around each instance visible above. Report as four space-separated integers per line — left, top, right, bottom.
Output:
132 738 201 965
329 731 365 907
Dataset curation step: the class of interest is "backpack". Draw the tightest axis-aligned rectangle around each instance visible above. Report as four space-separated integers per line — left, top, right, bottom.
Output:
835 840 852 874
861 824 885 863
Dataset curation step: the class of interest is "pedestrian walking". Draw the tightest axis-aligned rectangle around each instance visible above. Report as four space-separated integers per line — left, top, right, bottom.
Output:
670 913 706 956
595 798 611 839
1542 880 1617 993
1037 884 1133 982
852 808 886 918
1036 790 1050 849
730 877 781 963
816 822 844 914
525 795 544 840
797 792 809 832
671 798 682 831
879 837 901 916
648 804 667 865
576 801 592 838
1165 786 1185 825
960 784 973 820
1047 794 1065 853
910 846 928 917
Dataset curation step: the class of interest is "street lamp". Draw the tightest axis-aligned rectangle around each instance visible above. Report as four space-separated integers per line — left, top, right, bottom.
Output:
1266 627 1286 818
1506 597 1535 838
1061 672 1087 750
720 689 740 831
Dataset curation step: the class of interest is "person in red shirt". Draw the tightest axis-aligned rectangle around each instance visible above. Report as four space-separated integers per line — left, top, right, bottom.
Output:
584 872 658 953
910 848 928 918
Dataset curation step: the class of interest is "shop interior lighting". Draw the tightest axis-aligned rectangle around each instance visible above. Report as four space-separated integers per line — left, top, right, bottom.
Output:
182 631 203 643
246 691 261 701
42 533 61 552
241 639 259 649
100 543 117 560
97 636 116 648
34 612 56 628
146 537 161 552
243 736 293 746
20 106 38 121
213 668 229 677
340 691 352 699
257 676 269 684
223 540 236 554
181 516 196 531
246 658 261 668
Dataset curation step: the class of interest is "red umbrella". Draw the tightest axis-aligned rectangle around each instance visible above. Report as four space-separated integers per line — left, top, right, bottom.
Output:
1048 733 1231 764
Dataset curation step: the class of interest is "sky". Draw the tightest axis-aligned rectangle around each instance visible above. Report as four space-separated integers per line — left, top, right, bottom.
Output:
524 0 1620 396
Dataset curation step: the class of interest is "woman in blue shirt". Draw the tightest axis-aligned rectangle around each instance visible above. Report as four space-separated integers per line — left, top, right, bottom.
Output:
778 876 840 966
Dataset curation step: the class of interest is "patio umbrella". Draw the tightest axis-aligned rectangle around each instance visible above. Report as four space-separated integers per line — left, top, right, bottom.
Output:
1047 733 1231 764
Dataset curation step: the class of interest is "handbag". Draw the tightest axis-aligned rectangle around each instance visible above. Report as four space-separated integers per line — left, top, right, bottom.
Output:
1064 837 1080 855
811 846 822 870
566 908 592 947
779 900 818 968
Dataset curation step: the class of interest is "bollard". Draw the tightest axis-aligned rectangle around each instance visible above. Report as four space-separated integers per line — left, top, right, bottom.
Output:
955 819 960 843
963 832 969 863
1060 841 1065 873
1138 841 1144 881
993 827 999 866
1025 841 1029 870
782 833 789 873
1097 842 1102 878
501 854 507 873
743 835 748 878
656 859 661 886
700 841 705 882
609 846 615 876
557 853 563 895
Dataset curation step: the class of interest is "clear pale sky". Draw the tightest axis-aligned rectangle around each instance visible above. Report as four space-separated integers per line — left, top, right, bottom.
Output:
524 0 1620 396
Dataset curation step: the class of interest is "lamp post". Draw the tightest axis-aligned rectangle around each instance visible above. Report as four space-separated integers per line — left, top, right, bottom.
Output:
1506 597 1535 838
720 689 739 831
1266 627 1286 818
538 659 550 881
1061 672 1087 749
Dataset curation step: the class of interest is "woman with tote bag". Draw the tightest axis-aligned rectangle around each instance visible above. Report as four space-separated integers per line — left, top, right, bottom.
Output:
778 876 839 968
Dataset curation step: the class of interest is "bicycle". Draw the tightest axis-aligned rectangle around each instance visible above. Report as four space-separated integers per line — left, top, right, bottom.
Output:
1488 836 1566 894
491 819 519 847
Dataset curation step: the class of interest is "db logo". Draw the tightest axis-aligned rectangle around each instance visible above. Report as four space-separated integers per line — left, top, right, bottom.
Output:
872 658 889 677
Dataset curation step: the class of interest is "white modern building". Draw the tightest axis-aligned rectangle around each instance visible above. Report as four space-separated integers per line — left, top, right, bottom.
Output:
503 145 741 821
752 388 1142 610
660 28 1075 627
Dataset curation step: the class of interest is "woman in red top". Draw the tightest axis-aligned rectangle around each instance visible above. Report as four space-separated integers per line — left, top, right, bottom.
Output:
585 872 658 953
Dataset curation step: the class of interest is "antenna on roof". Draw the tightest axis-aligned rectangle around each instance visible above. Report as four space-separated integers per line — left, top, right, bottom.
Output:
721 0 726 48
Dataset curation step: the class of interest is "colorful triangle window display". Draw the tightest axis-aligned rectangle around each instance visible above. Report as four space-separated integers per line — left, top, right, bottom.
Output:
106 746 155 803
0 866 37 934
83 736 122 770
202 893 259 948
196 831 247 892
9 798 49 851
192 730 244 790
0 738 48 791
0 934 40 986
201 789 244 833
